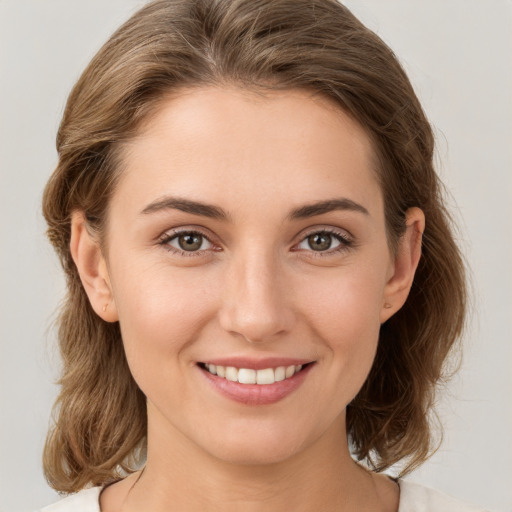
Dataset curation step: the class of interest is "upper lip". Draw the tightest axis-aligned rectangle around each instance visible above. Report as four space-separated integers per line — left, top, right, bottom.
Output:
199 357 315 370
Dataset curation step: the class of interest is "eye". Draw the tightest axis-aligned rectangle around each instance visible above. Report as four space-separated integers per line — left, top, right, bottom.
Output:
296 230 351 253
165 232 213 253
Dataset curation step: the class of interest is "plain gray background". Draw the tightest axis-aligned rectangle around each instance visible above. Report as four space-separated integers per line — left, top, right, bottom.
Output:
1 1 511 510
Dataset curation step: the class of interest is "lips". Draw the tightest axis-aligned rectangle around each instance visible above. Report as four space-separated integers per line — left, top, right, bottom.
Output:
197 358 315 405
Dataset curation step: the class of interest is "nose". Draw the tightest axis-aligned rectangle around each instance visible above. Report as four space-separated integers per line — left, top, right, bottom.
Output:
218 250 295 343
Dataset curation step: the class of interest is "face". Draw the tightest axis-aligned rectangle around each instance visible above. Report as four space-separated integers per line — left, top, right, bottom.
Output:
99 87 399 465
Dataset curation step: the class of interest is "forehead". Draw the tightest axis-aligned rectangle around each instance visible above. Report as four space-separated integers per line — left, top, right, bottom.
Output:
114 86 383 220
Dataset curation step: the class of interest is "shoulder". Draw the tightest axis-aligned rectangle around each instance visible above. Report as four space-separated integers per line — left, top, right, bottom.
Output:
39 487 102 512
398 479 490 512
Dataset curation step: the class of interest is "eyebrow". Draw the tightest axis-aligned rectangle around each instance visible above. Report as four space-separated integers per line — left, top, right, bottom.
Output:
141 197 229 220
140 196 369 220
288 198 369 220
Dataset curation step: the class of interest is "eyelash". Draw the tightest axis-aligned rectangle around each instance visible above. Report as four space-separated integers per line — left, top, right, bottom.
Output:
158 229 217 257
295 228 353 257
157 228 354 258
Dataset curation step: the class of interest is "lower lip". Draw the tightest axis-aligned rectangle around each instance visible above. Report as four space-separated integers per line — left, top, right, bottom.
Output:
199 364 313 406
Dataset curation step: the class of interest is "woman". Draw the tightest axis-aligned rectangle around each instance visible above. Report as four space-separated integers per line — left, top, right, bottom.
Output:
40 0 483 510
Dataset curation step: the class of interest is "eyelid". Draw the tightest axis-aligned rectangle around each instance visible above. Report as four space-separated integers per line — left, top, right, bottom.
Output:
292 226 354 255
157 226 221 256
155 224 354 258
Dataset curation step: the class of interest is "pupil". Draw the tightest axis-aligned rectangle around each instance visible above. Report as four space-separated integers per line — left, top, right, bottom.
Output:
179 234 202 251
308 233 331 251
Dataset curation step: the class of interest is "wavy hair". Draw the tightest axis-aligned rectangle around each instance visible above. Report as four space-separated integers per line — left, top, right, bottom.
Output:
42 0 466 492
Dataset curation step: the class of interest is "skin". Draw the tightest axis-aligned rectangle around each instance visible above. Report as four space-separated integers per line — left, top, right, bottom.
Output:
71 86 424 511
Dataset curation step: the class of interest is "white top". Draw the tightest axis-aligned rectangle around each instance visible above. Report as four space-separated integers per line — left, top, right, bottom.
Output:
40 479 490 511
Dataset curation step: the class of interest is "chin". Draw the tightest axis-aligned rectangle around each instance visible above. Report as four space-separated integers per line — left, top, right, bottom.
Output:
195 417 321 467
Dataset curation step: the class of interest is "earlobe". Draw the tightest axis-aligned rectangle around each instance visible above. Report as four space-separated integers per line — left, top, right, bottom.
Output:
380 207 425 323
70 211 118 322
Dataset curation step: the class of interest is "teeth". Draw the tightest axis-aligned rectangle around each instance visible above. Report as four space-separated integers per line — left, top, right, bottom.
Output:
225 366 238 382
285 365 295 378
238 368 256 384
274 366 286 382
203 363 306 384
256 368 275 385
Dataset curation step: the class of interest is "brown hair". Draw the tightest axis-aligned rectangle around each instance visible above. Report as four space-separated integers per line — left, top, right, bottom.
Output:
42 0 466 493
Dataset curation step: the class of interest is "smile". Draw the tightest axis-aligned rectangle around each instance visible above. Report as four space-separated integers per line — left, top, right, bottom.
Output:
200 363 305 385
198 358 315 405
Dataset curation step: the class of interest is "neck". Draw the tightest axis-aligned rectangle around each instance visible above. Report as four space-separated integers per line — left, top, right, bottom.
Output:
116 408 394 512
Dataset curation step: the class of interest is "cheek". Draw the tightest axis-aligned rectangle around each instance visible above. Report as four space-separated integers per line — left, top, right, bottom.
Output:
300 260 386 333
110 260 220 379
298 264 386 392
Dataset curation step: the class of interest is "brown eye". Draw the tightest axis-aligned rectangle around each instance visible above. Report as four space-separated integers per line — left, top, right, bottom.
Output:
307 233 334 251
297 230 349 253
179 234 203 251
168 232 212 252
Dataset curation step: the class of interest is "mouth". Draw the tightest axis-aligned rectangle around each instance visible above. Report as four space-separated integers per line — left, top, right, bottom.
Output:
197 356 316 405
198 362 312 385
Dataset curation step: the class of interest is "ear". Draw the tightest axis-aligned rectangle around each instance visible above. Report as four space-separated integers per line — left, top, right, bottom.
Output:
380 207 425 323
70 211 119 322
